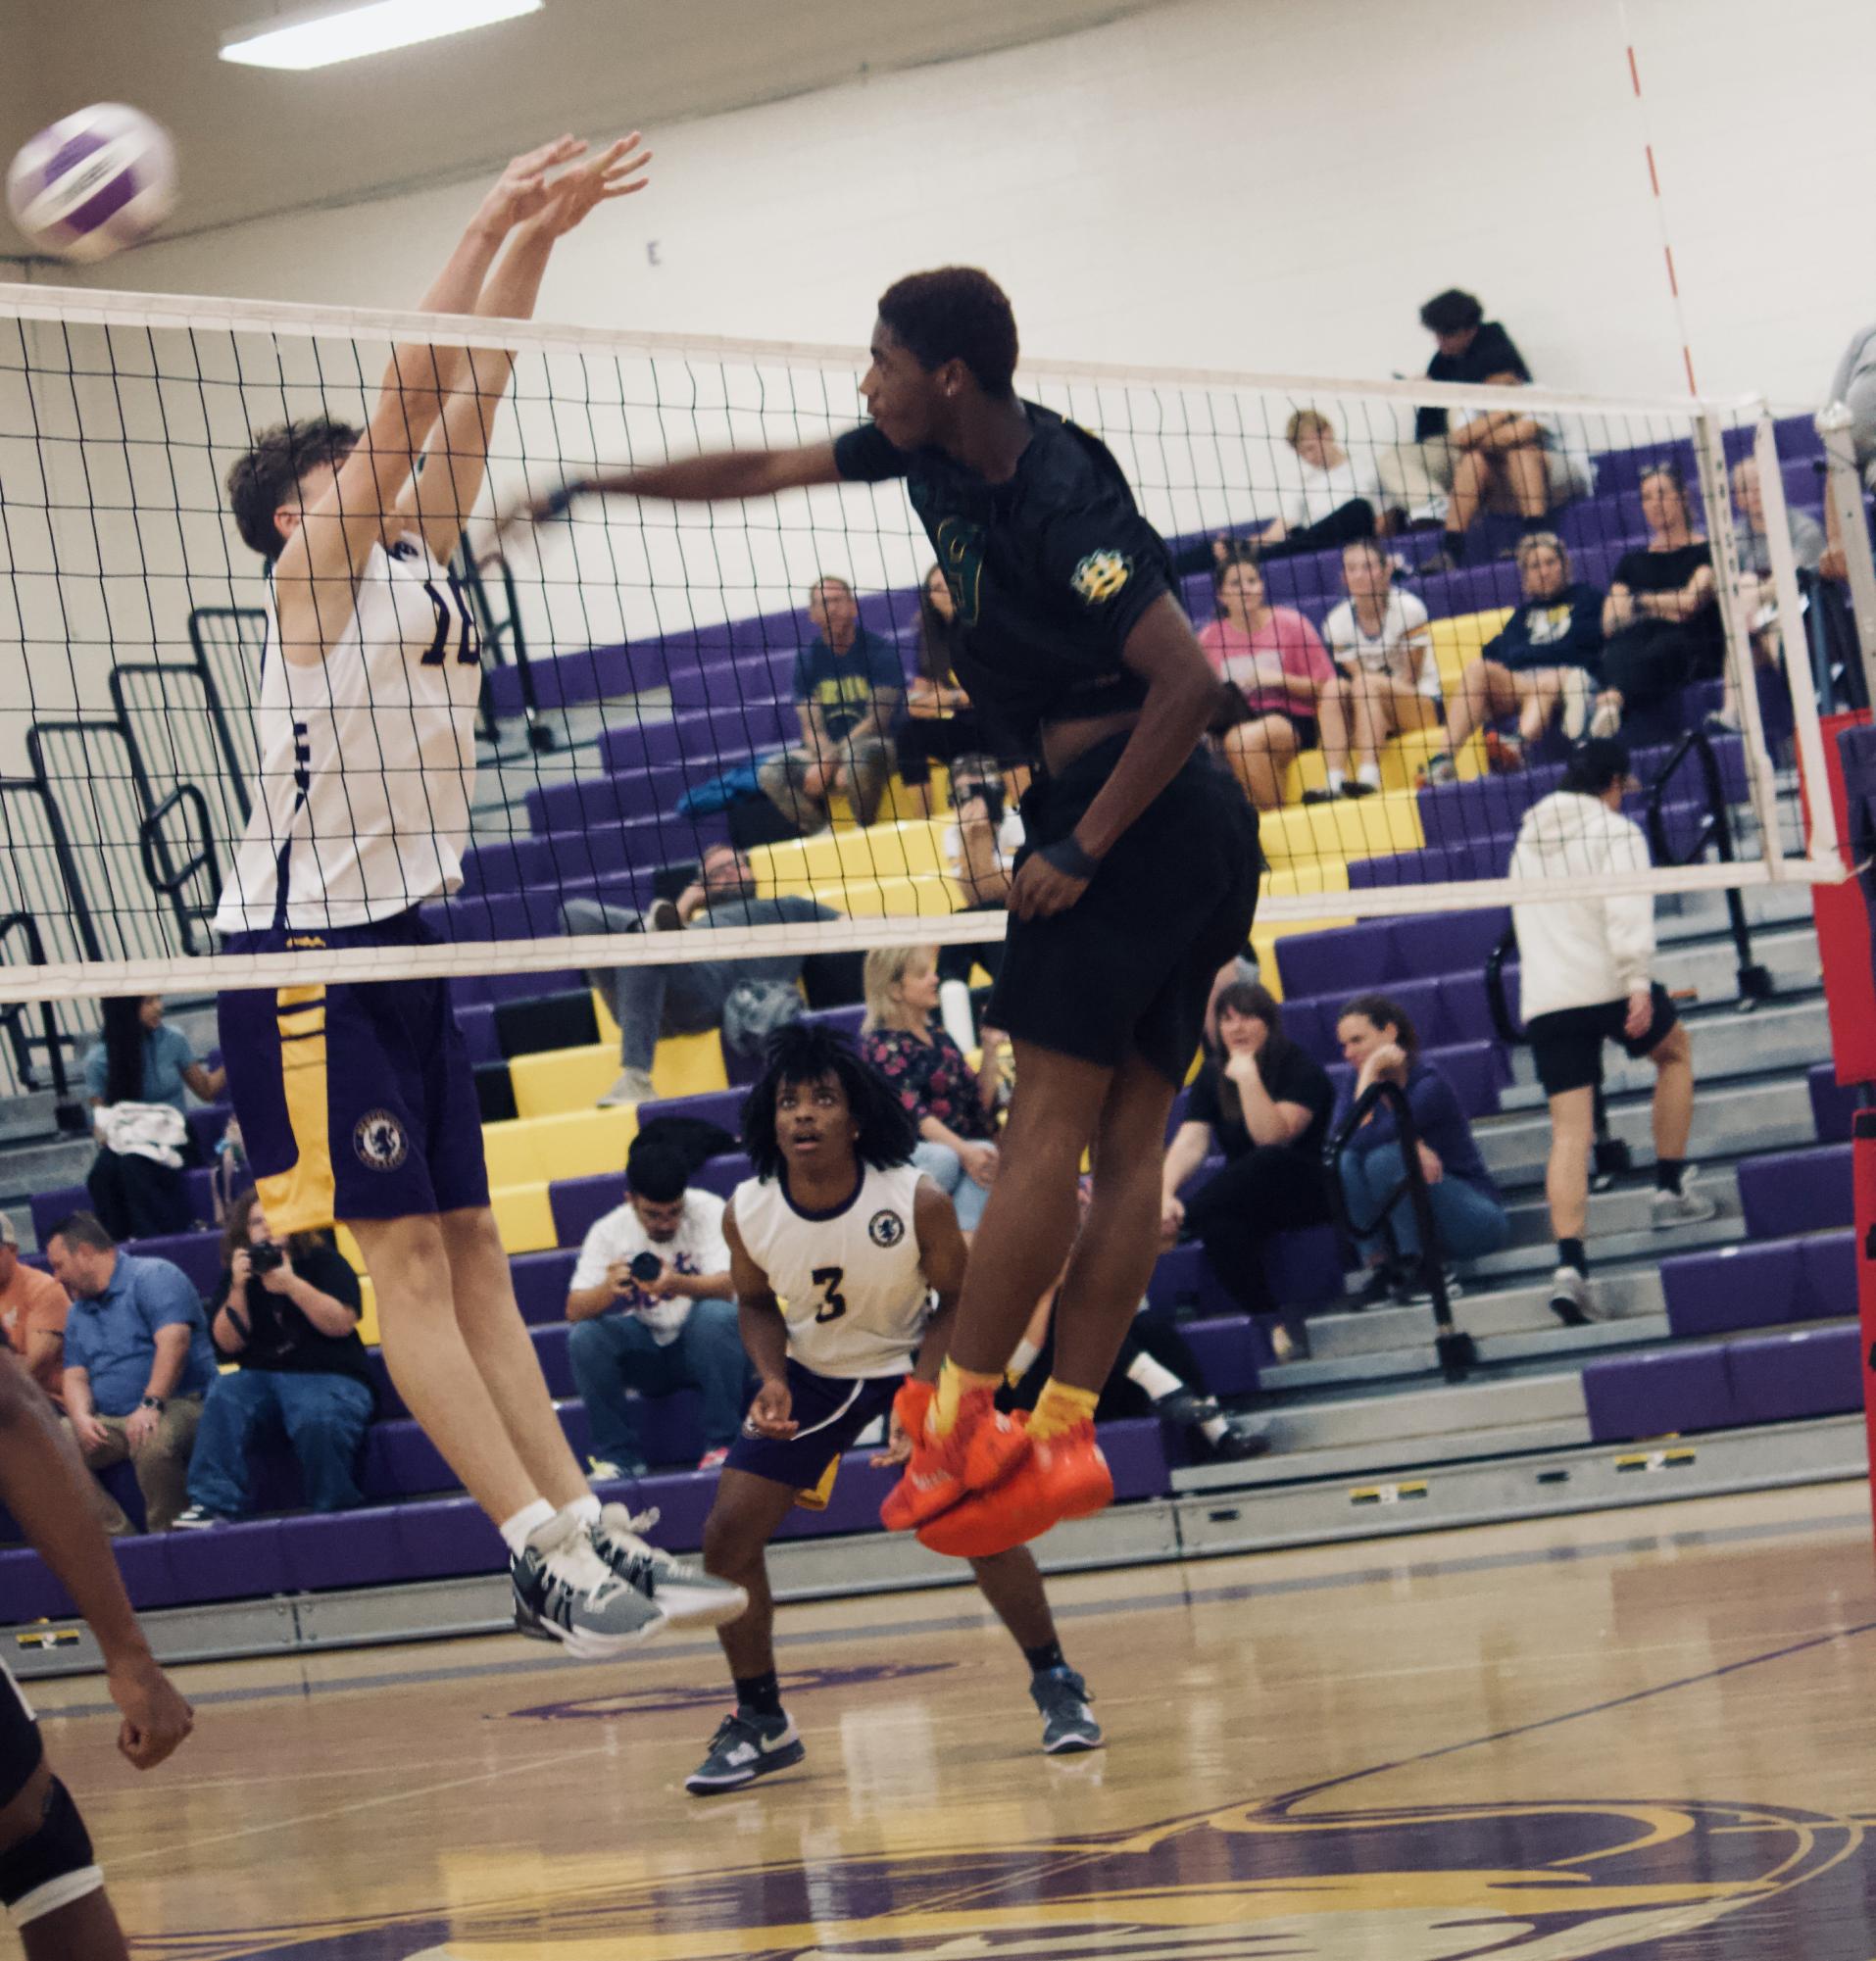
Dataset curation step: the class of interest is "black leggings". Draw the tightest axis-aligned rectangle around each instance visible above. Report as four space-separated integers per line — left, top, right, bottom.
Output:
1252 499 1378 562
1182 1144 1335 1340
1600 620 1696 714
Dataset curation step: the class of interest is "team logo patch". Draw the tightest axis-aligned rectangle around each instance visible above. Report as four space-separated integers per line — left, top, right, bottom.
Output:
1070 549 1131 605
867 1208 906 1249
353 1109 409 1173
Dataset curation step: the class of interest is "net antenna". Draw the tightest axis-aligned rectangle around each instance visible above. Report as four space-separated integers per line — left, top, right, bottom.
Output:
0 277 1844 1006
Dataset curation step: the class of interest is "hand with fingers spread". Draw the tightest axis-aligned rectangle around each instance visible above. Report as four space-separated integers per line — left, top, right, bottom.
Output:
476 133 590 235
531 132 653 238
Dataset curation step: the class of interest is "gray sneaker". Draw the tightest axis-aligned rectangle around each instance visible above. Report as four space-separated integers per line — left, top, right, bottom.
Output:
593 1503 748 1632
1651 1169 1719 1229
598 1067 657 1108
511 1507 666 1658
685 1709 805 1795
1548 1265 1593 1327
1030 1667 1104 1755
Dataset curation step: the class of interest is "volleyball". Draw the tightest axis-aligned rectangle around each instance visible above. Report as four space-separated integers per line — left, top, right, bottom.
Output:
6 103 177 264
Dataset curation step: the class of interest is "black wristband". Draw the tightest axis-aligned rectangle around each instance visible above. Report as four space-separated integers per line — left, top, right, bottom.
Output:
1040 835 1101 881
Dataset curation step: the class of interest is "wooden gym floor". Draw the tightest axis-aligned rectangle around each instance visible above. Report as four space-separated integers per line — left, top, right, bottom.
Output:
17 1479 1876 1959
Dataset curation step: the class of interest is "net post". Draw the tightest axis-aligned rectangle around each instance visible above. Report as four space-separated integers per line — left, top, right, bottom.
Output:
1853 1104 1876 1553
1816 402 1876 706
1690 405 1787 874
1755 410 1839 865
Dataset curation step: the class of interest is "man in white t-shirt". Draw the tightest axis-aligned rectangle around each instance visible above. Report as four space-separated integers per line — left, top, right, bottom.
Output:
566 1134 746 1477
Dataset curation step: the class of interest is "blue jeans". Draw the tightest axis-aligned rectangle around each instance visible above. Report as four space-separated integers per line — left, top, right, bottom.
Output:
186 1370 373 1516
911 1139 991 1231
1339 1145 1510 1264
568 1297 748 1466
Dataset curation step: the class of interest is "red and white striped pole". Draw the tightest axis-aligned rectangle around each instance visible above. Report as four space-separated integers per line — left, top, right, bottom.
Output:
1618 4 1699 398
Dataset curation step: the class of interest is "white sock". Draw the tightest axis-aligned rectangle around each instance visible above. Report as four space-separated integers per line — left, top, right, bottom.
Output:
1326 768 1347 792
500 1497 556 1557
1358 761 1382 788
563 1493 602 1528
1199 1413 1230 1443
1127 1352 1183 1400
938 977 976 1054
1006 1336 1042 1381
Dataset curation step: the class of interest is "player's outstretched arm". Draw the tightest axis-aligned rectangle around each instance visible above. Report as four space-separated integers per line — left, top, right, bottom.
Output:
1009 594 1222 921
276 135 587 665
505 441 845 534
0 1355 192 1770
407 135 653 564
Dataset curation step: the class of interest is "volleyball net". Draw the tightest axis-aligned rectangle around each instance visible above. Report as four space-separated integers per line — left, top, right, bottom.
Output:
0 279 1845 1059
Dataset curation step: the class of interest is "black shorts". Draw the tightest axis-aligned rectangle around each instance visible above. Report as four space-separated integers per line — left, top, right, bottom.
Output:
0 1663 43 1807
724 1358 901 1496
989 735 1260 1086
1525 984 1679 1099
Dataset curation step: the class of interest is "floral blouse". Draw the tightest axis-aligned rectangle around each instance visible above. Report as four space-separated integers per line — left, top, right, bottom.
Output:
861 1022 995 1142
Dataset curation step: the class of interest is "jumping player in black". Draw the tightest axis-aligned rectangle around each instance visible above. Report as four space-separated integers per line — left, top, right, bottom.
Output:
512 268 1259 1556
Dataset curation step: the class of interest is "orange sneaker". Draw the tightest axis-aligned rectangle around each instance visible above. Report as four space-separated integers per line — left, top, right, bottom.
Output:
880 1384 1027 1533
916 1419 1112 1559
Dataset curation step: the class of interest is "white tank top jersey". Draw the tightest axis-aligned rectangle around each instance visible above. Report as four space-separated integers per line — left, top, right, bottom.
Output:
214 534 483 934
729 1161 931 1379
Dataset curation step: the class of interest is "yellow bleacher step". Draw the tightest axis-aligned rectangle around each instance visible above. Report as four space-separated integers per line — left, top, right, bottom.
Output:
1259 788 1422 870
509 1029 728 1119
750 817 950 894
481 1105 637 1189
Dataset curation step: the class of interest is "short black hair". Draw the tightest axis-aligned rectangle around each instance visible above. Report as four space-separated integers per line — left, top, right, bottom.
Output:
1562 736 1632 797
46 1211 113 1254
877 268 1018 397
740 1023 916 1180
1419 288 1484 335
625 1134 692 1204
225 416 361 562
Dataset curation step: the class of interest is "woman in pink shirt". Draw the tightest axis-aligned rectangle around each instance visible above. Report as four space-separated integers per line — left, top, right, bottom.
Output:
1196 556 1341 809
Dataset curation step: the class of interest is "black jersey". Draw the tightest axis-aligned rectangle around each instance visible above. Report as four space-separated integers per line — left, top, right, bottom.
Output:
833 403 1175 753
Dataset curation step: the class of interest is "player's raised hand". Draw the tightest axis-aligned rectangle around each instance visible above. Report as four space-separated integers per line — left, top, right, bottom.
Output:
478 134 588 233
107 1648 193 1771
746 1378 797 1439
533 134 653 238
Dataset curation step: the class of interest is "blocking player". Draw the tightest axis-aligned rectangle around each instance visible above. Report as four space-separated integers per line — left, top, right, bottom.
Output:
214 136 743 1653
685 1024 1101 1794
512 268 1259 1557
0 1349 192 1959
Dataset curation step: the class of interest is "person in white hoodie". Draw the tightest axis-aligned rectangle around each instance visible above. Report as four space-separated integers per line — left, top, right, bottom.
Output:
1507 738 1717 1325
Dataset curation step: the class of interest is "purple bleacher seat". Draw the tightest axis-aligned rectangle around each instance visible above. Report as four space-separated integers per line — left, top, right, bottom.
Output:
1437 969 1498 1047
524 766 692 837
188 1103 232 1159
1276 920 1397 999
511 1248 578 1323
549 1173 623 1250
1592 437 1698 497
638 1089 745 1138
598 716 688 774
1369 977 1455 1050
454 1001 501 1066
1725 1323 1860 1423
277 1508 402 1593
0 1546 74 1623
531 1322 574 1397
166 1519 288 1603
1178 1315 1260 1397
636 1388 709 1469
391 1495 507 1582
1410 561 1523 622
1801 1231 1854 1320
114 1537 182 1612
365 1349 404 1421
777 1450 898 1540
460 827 641 897
1582 1347 1735 1441
1416 775 1553 852
361 1420 455 1501
1265 1223 1347 1303
607 1466 715 1549
1324 1039 1502 1120
1145 1242 1239 1319
485 640 666 718
691 1152 755 1199
1277 997 1331 1062
124 1229 222 1297
1096 1417 1171 1501
453 968 585 1006
1663 1241 1802 1338
1737 1144 1851 1240
1392 907 1514 983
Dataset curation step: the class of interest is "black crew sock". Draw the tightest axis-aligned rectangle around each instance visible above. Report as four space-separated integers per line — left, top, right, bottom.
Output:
1655 1157 1687 1195
1441 528 1467 565
1023 1640 1066 1678
734 1670 783 1719
1557 1237 1588 1276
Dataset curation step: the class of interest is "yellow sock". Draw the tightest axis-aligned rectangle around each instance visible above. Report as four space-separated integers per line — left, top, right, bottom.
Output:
932 1358 1001 1437
1028 1378 1100 1443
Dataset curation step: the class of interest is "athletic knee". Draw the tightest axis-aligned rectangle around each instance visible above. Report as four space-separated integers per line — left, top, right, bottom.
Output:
0 1771 101 1933
700 1507 762 1581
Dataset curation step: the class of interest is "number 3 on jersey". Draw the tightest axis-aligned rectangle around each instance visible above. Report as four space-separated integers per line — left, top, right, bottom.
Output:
420 571 480 666
810 1265 847 1324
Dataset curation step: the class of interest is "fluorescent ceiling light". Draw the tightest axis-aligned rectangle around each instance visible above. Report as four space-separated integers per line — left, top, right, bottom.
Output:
222 0 542 71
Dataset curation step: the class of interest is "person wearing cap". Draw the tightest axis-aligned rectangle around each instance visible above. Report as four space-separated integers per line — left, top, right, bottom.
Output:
1507 738 1717 1327
0 1213 71 1408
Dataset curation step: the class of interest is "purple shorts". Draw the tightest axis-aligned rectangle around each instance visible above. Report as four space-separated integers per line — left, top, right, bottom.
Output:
217 910 490 1235
725 1358 902 1493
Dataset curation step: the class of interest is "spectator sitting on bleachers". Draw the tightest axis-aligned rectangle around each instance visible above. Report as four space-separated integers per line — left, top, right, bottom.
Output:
84 995 224 1244
173 1193 374 1527
1307 539 1438 803
1426 531 1603 782
1376 288 1533 535
1592 465 1723 739
861 946 1004 1235
1332 994 1510 1312
759 574 905 834
565 1130 743 1479
1506 737 1718 1327
941 755 1024 993
1198 555 1339 810
564 844 839 1106
899 564 995 819
1711 455 1826 736
1248 411 1383 559
1436 370 1584 566
1160 982 1335 1361
0 1209 70 1408
47 1211 216 1535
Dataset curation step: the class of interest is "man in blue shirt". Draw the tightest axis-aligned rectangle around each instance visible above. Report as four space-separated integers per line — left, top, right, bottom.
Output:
758 575 905 832
46 1213 216 1534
